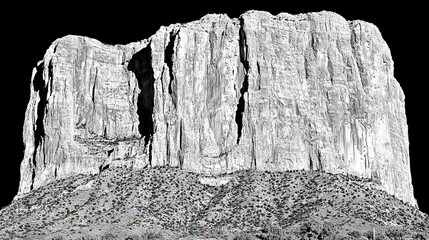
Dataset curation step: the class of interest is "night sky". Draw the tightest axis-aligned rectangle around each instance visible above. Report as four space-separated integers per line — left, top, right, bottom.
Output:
3 2 427 214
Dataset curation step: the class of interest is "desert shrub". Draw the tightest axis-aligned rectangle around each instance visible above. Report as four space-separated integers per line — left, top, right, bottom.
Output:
385 229 404 240
375 232 389 240
320 222 335 238
101 233 117 240
348 230 362 238
125 234 143 240
257 225 295 240
412 233 428 240
233 232 259 240
364 230 374 239
141 230 165 240
49 236 64 240
300 221 335 240
334 235 354 240
209 229 231 239
300 221 321 240
282 235 300 240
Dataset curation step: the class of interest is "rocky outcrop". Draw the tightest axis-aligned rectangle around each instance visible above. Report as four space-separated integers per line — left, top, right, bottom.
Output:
18 10 416 205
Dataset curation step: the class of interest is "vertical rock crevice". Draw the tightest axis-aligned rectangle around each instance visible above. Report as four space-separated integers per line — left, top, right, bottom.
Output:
179 119 184 169
31 62 48 190
256 61 261 90
91 67 98 103
317 149 323 172
309 149 324 171
163 30 178 166
349 22 366 87
235 18 249 144
127 44 155 147
48 58 54 95
165 31 178 106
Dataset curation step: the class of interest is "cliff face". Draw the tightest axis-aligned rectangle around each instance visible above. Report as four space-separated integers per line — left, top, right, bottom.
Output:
18 10 415 205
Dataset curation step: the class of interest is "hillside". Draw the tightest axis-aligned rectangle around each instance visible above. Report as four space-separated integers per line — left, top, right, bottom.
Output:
1 166 427 239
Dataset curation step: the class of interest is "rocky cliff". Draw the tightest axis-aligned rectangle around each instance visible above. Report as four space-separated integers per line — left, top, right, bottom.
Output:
18 10 416 205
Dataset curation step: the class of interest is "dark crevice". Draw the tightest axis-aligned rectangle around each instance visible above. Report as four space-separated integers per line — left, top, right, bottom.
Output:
34 63 47 146
148 141 153 167
179 120 184 169
317 149 323 172
296 104 301 116
256 61 261 90
238 18 249 70
31 62 48 190
107 148 114 157
127 43 155 146
53 44 58 54
309 148 324 172
253 154 257 169
99 163 110 172
30 158 35 190
235 18 249 144
251 137 257 169
48 59 54 95
327 55 334 85
256 61 260 74
92 67 98 102
166 123 170 165
165 31 177 102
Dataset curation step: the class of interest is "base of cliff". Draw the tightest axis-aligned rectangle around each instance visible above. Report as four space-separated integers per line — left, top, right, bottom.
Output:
0 166 427 239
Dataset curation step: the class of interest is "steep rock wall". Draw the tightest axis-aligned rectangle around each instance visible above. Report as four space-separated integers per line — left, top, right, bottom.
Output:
18 11 415 205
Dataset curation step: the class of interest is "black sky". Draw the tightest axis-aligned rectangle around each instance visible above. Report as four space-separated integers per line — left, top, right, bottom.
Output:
2 2 428 214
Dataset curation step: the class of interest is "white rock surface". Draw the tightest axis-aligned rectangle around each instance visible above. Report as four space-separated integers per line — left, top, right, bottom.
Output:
18 10 416 205
199 177 234 187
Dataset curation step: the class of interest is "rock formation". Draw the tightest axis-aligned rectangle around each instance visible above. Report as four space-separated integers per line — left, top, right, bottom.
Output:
18 10 416 206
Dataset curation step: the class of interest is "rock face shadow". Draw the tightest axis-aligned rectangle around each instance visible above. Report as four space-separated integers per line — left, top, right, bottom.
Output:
31 61 49 190
127 46 155 146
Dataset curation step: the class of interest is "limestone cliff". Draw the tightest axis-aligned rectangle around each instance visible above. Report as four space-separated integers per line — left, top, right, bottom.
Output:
18 10 416 205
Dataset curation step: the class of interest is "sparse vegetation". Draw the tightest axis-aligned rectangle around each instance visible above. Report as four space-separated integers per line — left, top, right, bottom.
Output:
0 166 428 239
233 232 259 240
141 229 166 240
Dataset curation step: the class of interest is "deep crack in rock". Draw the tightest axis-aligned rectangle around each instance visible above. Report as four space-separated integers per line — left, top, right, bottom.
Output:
31 62 48 190
127 44 155 146
165 31 177 107
235 18 249 144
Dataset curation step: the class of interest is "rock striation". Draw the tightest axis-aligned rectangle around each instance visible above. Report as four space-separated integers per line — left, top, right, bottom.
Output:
18 10 416 205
